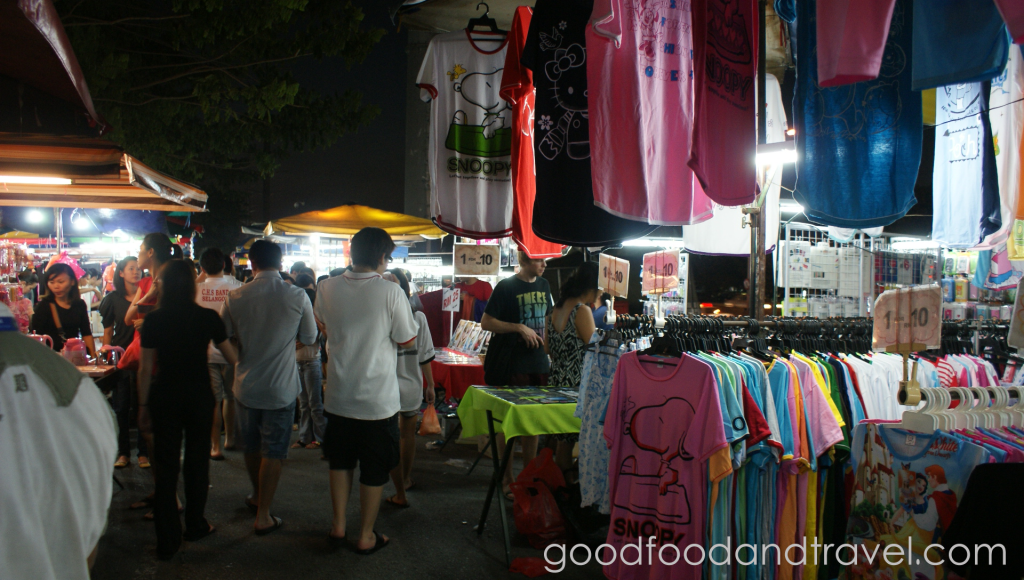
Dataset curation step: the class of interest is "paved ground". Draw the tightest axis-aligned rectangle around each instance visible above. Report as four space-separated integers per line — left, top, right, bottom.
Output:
93 432 604 579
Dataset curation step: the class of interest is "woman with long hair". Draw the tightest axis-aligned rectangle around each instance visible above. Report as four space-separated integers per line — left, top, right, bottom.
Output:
545 261 600 472
137 260 237 559
29 262 97 357
100 256 148 468
125 233 182 327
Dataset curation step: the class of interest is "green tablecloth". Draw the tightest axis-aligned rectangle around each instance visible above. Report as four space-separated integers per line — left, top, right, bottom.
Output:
457 386 581 441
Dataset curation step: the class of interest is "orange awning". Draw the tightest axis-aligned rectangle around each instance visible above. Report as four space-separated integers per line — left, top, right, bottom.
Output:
264 204 446 239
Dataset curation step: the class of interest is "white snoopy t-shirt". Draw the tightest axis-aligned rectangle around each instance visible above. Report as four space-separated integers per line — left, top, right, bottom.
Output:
417 30 513 238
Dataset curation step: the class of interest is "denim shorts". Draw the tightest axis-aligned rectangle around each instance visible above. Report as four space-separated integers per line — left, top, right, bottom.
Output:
235 400 296 460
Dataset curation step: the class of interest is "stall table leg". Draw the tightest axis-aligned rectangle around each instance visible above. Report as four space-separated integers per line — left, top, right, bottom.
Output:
475 410 514 568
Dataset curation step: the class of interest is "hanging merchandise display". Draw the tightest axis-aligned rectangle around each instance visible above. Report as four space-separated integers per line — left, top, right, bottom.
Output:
932 81 1001 247
977 48 1024 249
911 0 1011 91
683 73 786 255
814 0 897 87
783 0 923 229
689 0 758 206
416 29 514 238
520 0 657 245
587 0 716 224
498 6 565 259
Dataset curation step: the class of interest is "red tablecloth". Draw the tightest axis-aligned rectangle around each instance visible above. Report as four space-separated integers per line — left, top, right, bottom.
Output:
431 348 485 401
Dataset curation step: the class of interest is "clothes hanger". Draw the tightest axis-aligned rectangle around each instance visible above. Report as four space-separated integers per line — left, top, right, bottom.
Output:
466 2 506 38
898 387 943 433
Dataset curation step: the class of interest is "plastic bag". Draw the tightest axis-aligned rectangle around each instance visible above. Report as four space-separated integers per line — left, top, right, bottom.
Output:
117 332 142 371
418 406 442 436
515 448 566 491
510 480 568 549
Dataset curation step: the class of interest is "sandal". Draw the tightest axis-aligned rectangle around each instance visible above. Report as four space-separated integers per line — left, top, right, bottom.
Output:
254 516 283 536
114 456 130 469
244 497 259 514
305 441 321 450
138 456 151 469
385 496 411 509
210 453 225 461
290 442 306 449
355 531 390 556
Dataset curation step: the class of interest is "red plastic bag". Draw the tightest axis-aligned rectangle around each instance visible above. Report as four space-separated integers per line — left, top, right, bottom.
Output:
418 406 442 436
510 480 568 549
515 448 566 491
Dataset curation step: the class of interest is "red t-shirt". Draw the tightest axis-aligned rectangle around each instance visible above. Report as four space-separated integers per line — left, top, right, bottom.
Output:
499 6 564 259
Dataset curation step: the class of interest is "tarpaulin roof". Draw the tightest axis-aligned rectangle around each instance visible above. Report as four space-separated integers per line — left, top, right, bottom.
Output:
264 204 446 239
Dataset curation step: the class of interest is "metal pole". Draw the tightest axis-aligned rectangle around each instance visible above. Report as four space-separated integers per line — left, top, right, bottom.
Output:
749 0 768 321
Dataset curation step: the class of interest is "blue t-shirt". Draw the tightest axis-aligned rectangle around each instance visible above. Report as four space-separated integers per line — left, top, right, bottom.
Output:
785 0 923 228
911 0 1010 91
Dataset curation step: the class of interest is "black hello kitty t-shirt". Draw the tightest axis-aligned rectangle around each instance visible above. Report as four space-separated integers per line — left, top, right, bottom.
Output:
521 0 655 246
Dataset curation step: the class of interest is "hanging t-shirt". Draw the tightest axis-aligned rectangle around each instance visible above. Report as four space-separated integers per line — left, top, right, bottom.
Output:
911 0 1010 91
932 82 1001 248
682 73 786 255
846 423 988 580
815 0 898 87
689 0 758 205
785 0 922 228
977 48 1024 249
603 352 730 580
416 30 514 238
588 0 716 223
520 0 656 245
499 7 565 259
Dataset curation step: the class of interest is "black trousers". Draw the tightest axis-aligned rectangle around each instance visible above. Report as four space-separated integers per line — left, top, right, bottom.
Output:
150 383 215 557
110 371 148 457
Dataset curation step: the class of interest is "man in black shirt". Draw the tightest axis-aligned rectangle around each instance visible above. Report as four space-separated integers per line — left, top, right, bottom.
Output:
481 251 553 494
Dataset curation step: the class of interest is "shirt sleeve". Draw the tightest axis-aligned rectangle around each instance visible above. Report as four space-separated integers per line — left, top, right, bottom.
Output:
390 288 419 345
220 295 235 339
416 312 436 364
99 295 115 329
296 288 318 346
697 364 730 463
500 11 529 105
591 0 623 45
482 281 505 320
520 9 538 73
415 36 438 101
75 300 92 337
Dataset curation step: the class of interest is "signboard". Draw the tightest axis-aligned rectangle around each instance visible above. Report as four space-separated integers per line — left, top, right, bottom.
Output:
599 254 630 298
454 243 500 277
642 249 680 294
442 287 461 312
872 285 942 352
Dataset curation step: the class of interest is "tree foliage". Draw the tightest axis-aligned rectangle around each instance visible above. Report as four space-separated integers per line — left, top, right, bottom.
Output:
55 0 384 247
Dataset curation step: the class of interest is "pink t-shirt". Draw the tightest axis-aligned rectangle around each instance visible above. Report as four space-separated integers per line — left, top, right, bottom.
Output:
788 357 844 458
689 0 758 206
603 352 728 580
815 0 897 87
587 0 714 225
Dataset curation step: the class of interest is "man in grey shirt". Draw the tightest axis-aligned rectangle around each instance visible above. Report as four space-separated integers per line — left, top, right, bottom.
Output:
221 240 317 535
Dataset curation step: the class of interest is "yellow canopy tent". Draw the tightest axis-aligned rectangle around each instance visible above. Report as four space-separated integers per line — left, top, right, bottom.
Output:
264 204 446 240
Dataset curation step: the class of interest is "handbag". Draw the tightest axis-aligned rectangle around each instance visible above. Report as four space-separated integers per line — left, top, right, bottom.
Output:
483 332 517 386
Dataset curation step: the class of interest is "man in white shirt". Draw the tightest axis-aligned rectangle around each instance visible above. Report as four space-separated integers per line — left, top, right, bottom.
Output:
314 227 418 555
0 302 116 580
196 247 243 459
221 240 317 535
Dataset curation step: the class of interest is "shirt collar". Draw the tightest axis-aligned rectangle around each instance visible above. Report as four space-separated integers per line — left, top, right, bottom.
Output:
254 271 280 280
343 271 381 280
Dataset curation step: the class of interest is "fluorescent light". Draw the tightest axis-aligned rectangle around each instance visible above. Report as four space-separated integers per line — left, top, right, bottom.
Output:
779 202 804 214
0 175 72 185
27 210 44 224
890 239 940 251
756 142 797 166
621 238 687 248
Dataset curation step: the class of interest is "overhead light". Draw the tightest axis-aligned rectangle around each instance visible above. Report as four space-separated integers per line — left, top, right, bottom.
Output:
99 209 114 217
27 210 44 224
786 128 796 136
779 202 804 214
72 215 89 231
756 142 797 166
890 239 940 251
621 238 687 248
0 175 72 185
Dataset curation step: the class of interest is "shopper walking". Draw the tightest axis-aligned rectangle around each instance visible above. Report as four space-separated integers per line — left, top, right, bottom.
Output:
545 261 599 471
100 256 147 468
137 260 237 559
314 227 418 554
292 274 325 450
30 263 97 357
195 247 243 459
220 240 317 535
383 269 436 508
480 251 553 496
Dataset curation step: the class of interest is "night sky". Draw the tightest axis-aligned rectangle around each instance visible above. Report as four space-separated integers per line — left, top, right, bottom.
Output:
261 1 410 220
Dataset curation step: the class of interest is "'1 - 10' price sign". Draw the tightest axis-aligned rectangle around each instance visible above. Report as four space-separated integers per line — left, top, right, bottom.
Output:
871 285 942 352
642 249 680 294
599 254 630 298
453 243 500 277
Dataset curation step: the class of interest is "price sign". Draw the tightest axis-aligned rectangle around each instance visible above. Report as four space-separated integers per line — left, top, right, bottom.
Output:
872 285 942 352
599 254 630 298
642 249 680 294
453 244 500 277
442 287 461 312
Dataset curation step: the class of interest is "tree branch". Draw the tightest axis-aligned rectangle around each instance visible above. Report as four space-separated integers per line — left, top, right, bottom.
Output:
63 14 190 27
127 51 308 92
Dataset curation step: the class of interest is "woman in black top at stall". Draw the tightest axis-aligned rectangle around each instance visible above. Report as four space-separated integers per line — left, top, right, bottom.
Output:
30 262 97 357
137 259 237 560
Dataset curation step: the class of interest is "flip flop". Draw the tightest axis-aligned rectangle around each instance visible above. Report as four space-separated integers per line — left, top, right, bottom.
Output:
244 497 259 514
385 496 411 509
404 482 416 491
255 516 283 536
138 457 151 469
290 442 305 449
355 531 390 556
305 441 321 450
328 532 346 549
114 457 130 469
183 524 216 542
210 454 226 461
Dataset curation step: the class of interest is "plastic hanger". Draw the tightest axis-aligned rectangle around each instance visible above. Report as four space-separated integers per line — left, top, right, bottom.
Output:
950 387 975 430
898 387 942 433
466 3 507 37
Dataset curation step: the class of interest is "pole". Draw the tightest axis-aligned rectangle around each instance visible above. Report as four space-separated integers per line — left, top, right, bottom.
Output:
749 0 768 320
